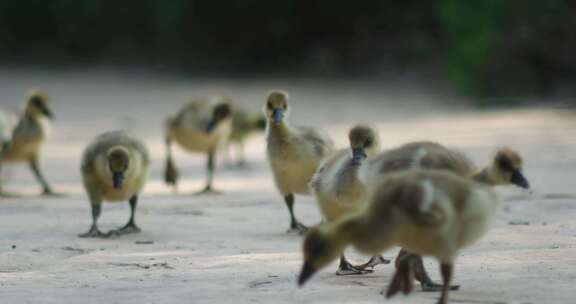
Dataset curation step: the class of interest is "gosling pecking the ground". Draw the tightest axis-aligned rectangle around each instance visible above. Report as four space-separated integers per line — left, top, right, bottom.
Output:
226 106 266 166
310 125 389 275
79 131 149 238
299 169 501 304
0 90 55 196
359 141 530 291
164 97 232 193
265 90 334 233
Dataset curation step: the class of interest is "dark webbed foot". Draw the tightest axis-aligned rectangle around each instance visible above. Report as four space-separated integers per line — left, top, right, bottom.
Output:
421 281 460 292
287 221 309 235
78 226 110 238
41 190 65 197
109 222 141 236
336 260 374 276
356 255 391 271
195 186 222 195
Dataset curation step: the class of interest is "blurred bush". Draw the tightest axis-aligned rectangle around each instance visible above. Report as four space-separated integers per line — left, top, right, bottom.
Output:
0 0 574 101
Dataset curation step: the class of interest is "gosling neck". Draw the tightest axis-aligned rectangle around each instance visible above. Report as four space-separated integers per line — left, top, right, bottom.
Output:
471 165 499 186
268 119 291 137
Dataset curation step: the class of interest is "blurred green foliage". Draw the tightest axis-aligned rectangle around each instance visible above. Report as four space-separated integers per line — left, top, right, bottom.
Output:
0 0 574 100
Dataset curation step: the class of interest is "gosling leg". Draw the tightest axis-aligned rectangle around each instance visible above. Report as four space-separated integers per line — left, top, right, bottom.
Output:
396 249 460 292
197 149 220 194
336 255 374 276
164 136 179 190
111 195 141 235
79 203 107 238
284 194 307 234
385 252 415 298
29 156 54 195
437 263 454 304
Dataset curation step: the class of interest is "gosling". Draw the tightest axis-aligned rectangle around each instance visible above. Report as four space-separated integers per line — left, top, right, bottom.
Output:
299 169 500 304
265 90 334 233
0 90 55 196
360 141 530 291
361 141 530 189
226 107 266 166
310 125 389 275
79 131 149 238
164 97 232 193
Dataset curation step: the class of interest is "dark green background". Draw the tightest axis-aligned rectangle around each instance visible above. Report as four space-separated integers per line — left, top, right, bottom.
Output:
0 0 574 100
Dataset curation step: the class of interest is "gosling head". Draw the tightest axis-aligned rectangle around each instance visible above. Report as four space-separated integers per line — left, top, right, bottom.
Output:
264 90 289 125
492 148 529 189
107 147 130 190
206 101 232 133
298 225 343 287
25 90 53 120
349 125 379 165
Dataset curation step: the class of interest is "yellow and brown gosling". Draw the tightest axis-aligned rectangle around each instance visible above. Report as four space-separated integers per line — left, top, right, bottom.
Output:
226 106 266 166
164 97 232 193
310 125 389 274
0 90 55 196
359 141 529 291
299 169 500 304
79 131 149 238
265 90 334 233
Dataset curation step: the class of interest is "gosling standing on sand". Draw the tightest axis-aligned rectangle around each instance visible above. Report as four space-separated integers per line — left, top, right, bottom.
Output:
164 97 232 193
79 131 149 238
310 125 389 274
0 90 55 196
265 90 334 233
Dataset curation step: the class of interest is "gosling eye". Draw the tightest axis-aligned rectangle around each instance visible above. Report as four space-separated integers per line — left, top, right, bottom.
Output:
497 156 514 172
364 139 373 148
282 103 287 110
267 102 273 110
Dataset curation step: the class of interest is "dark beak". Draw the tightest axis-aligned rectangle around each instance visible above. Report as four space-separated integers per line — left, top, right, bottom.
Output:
112 171 124 189
42 107 54 119
510 170 529 189
206 120 217 133
298 262 317 287
272 108 283 124
351 148 366 165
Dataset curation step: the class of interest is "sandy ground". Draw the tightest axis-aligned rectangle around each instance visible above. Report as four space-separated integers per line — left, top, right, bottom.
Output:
1 70 575 303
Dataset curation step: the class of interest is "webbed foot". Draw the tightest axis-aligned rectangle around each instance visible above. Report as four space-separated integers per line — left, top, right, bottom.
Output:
109 222 141 236
421 280 460 292
78 227 110 238
336 261 374 276
195 186 222 195
287 221 309 235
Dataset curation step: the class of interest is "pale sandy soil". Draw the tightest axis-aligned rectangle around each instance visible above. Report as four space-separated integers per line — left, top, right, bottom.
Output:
0 70 575 304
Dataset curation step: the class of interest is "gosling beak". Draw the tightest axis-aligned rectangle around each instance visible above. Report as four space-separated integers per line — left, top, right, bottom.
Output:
206 120 217 133
510 170 529 189
42 107 54 120
298 261 317 287
112 171 124 189
351 148 366 165
272 108 283 124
